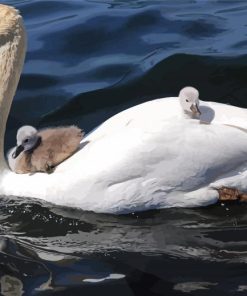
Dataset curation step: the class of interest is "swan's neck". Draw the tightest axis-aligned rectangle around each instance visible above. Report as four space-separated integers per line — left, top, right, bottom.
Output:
0 5 26 170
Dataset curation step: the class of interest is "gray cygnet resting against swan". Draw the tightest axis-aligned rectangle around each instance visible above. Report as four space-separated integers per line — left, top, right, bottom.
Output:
8 125 84 174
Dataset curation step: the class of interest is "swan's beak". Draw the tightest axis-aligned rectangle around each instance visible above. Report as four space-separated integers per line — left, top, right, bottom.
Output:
190 103 201 116
12 145 24 159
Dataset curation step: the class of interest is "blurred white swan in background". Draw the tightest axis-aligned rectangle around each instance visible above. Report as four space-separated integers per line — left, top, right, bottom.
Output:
1 5 247 214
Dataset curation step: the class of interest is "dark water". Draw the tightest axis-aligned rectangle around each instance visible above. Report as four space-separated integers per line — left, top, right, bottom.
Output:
1 0 247 295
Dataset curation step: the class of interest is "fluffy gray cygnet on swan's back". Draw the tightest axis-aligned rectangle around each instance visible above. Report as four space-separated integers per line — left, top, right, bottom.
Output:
8 125 84 174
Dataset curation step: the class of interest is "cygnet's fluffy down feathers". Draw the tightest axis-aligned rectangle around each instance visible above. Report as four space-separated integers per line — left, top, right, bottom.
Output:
9 126 84 174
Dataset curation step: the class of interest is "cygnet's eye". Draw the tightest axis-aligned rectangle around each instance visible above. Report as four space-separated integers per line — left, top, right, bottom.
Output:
24 138 29 143
186 99 189 102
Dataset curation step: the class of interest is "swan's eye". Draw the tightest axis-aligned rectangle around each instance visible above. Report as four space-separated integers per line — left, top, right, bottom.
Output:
186 99 189 102
24 138 29 143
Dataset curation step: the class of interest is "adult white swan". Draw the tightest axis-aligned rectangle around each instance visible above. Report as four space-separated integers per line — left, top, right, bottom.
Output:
1 5 247 214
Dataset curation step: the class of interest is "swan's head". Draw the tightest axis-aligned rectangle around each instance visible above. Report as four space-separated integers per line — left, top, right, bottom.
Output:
179 86 201 117
12 126 41 158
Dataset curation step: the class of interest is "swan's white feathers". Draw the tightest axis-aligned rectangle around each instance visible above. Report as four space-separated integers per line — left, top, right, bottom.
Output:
2 4 247 213
2 115 247 213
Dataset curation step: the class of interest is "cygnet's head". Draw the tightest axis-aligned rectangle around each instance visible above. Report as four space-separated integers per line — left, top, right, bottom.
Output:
12 125 41 158
179 86 201 117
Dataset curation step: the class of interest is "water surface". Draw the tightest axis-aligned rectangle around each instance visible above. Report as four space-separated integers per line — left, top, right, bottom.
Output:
1 0 247 294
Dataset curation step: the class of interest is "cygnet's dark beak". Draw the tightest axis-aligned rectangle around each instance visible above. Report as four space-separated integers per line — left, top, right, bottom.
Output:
12 145 24 159
190 103 201 116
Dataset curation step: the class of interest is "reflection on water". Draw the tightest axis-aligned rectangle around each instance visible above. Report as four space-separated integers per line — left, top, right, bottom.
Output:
1 198 247 294
1 0 247 294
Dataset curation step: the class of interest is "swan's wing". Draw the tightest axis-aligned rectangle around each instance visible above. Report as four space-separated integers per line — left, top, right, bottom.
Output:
55 119 247 212
201 100 247 130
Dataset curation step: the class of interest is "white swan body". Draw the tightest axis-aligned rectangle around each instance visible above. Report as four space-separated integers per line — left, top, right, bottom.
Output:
1 5 247 214
2 104 247 213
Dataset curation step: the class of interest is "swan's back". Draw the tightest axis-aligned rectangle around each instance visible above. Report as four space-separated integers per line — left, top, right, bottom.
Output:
87 97 247 143
87 98 180 141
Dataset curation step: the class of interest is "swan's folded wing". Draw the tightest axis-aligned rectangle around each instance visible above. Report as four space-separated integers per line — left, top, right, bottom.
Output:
55 120 247 212
203 101 247 130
